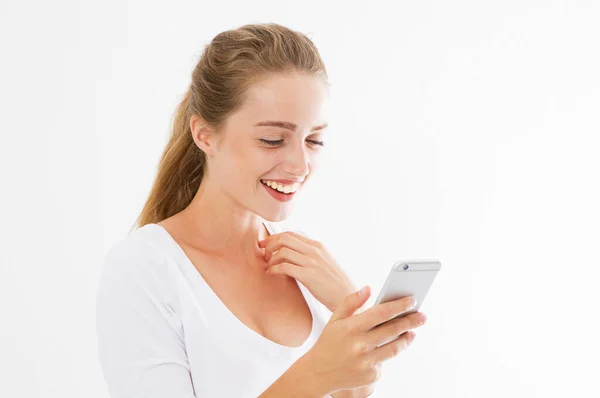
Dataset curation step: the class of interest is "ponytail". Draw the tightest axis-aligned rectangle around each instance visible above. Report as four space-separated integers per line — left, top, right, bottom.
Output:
130 87 205 232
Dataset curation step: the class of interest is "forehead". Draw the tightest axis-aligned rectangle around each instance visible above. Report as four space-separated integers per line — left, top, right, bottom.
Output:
239 72 329 126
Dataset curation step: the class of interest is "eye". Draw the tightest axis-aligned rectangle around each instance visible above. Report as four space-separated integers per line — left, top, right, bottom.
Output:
259 139 325 147
307 139 325 147
259 139 284 146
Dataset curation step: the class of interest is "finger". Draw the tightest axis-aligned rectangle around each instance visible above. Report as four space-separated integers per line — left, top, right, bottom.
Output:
259 230 317 249
351 296 417 331
278 230 316 245
262 233 317 261
329 286 371 323
266 261 306 280
369 331 416 364
365 312 426 348
267 246 314 270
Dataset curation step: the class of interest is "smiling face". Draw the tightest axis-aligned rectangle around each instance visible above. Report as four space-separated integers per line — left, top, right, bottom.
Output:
192 71 329 221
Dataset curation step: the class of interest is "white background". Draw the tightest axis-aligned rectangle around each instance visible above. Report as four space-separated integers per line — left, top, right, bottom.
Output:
1 0 599 397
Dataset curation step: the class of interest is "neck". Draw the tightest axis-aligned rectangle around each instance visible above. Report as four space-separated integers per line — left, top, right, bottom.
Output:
177 180 271 265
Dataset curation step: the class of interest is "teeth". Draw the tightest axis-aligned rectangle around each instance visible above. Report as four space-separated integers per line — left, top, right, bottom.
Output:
261 179 299 193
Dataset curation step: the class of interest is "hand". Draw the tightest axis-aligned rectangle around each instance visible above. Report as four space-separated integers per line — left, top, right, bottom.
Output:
259 231 357 312
299 286 426 395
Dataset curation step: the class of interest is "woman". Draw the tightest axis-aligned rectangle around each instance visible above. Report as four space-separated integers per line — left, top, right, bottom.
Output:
96 23 427 398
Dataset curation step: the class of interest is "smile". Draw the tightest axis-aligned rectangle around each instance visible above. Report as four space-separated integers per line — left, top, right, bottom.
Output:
261 180 299 202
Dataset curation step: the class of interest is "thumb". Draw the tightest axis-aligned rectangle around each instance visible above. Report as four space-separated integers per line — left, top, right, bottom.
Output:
329 285 371 323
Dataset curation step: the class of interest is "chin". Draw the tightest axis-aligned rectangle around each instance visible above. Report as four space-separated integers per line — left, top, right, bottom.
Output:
259 208 294 223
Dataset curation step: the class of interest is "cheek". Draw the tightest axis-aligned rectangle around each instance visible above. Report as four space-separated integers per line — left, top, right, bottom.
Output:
235 148 271 182
229 143 257 169
308 152 322 171
211 150 251 186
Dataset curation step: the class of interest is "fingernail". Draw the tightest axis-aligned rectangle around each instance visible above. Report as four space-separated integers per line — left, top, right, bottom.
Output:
410 297 418 308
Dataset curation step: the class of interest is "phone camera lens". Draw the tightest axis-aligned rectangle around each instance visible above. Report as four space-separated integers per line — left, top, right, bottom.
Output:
403 264 409 270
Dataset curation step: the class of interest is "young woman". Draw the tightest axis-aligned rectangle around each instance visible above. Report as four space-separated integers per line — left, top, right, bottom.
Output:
96 23 427 398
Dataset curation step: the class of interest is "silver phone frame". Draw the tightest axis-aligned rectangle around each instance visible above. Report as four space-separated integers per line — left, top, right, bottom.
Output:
373 259 441 312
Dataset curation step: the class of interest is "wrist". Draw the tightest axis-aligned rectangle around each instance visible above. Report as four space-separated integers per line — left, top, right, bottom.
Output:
328 284 358 313
288 352 330 397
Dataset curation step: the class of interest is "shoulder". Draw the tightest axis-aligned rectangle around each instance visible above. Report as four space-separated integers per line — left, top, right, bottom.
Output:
101 226 167 278
97 225 179 311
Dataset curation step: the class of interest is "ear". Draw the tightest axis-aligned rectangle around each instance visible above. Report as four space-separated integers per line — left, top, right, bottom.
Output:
190 114 219 156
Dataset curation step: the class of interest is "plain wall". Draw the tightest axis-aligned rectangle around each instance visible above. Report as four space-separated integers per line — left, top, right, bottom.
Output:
1 0 598 396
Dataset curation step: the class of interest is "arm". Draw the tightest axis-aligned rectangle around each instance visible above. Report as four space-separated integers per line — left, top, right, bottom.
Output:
258 354 331 398
96 243 196 398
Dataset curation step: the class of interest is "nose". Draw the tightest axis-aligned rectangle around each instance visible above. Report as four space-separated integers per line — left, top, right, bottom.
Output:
284 143 310 178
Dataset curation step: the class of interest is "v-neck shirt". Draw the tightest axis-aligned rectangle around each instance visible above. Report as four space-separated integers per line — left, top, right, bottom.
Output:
96 220 333 397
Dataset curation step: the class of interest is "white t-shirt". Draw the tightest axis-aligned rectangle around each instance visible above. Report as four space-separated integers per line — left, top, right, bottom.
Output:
96 221 334 398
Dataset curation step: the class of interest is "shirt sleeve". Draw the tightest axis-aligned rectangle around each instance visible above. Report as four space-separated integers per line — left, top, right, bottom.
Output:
96 239 196 398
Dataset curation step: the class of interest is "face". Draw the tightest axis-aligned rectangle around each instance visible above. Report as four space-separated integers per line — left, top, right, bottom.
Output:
192 71 329 221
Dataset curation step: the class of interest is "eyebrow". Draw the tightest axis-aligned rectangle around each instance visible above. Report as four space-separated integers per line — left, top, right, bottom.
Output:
253 120 328 132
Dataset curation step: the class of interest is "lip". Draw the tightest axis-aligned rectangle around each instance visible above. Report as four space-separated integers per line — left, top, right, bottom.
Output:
260 179 303 185
261 180 298 202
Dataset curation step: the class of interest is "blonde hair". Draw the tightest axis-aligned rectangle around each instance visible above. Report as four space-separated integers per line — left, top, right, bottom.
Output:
131 23 328 232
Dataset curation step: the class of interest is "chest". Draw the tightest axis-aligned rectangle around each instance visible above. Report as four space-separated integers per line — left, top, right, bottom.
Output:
180 243 314 348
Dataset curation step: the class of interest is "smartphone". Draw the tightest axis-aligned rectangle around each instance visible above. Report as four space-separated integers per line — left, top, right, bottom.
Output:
372 259 441 345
